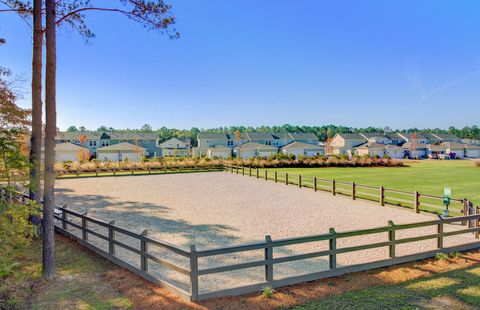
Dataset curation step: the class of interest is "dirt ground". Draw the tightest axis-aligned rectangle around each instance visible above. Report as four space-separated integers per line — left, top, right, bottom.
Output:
55 172 476 294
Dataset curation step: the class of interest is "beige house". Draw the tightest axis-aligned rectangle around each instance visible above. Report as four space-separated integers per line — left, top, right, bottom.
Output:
160 138 190 157
233 142 278 159
330 133 366 155
96 142 146 161
48 142 90 162
281 142 324 158
207 145 232 159
441 142 466 159
354 142 386 158
402 142 429 159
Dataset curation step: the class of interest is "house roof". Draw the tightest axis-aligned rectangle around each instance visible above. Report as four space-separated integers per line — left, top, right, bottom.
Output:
360 133 388 139
234 141 277 150
55 142 89 151
208 144 231 150
385 133 407 141
97 142 145 152
354 142 386 149
197 132 229 140
440 142 466 149
57 131 158 141
384 144 404 150
282 141 324 150
245 132 274 141
402 142 430 149
432 133 462 141
335 133 366 140
288 132 319 141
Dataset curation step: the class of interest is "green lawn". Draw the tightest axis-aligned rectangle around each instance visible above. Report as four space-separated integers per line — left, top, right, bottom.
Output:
267 160 480 207
294 263 480 309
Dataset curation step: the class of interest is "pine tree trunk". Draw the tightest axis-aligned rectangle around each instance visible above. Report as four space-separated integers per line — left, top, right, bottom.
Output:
43 0 56 280
29 0 43 203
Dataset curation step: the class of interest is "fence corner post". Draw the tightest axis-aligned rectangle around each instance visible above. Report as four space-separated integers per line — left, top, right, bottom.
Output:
388 220 396 258
265 235 273 283
109 220 115 255
286 173 289 185
414 191 419 213
352 182 356 200
329 228 337 269
380 186 385 206
298 174 302 188
256 168 259 179
437 215 444 248
82 211 88 241
332 179 336 195
314 176 317 191
265 169 268 181
189 244 199 301
61 205 67 230
141 230 148 272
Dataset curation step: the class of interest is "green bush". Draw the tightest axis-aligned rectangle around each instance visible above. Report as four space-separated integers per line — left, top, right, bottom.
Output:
261 286 275 299
435 252 449 260
0 200 39 278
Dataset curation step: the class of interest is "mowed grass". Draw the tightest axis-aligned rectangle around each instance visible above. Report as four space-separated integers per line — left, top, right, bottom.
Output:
268 160 480 206
294 264 480 309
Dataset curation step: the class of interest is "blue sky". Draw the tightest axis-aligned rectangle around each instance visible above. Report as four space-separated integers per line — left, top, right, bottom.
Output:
1 0 480 130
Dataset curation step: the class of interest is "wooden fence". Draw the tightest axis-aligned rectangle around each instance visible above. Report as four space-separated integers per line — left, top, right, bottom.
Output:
3 187 480 302
55 165 224 178
223 165 467 215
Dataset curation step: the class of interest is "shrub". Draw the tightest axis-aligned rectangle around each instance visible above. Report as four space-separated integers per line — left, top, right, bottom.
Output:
474 159 480 167
261 286 275 299
435 252 449 260
449 252 462 259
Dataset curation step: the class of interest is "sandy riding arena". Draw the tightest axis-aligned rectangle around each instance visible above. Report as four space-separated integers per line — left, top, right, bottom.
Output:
55 172 476 294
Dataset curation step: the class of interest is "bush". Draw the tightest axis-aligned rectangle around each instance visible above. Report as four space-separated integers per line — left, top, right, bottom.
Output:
474 159 480 167
261 286 275 299
435 252 449 260
449 252 462 259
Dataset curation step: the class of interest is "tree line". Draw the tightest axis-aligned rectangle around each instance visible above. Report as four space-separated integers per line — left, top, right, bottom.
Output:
66 124 480 145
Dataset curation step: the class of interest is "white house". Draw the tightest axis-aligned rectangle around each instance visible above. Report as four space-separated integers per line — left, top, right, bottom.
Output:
233 142 278 159
465 144 480 158
281 142 324 158
207 145 232 159
384 145 405 159
441 142 466 159
402 142 429 159
96 142 146 161
53 142 90 162
160 138 190 157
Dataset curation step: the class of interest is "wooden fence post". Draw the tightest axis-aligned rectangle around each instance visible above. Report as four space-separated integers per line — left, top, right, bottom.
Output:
264 235 273 283
274 171 277 183
463 199 469 226
476 207 480 239
298 175 302 188
352 182 356 200
82 211 88 241
380 186 385 206
329 228 336 269
285 173 289 185
113 167 116 176
249 167 252 177
388 221 395 258
314 177 317 191
437 215 443 249
265 170 268 181
141 230 148 272
256 168 259 179
189 245 199 301
148 167 151 174
332 179 336 196
414 191 419 213
95 169 99 177
109 220 115 255
236 166 239 174
62 206 67 230
242 166 245 175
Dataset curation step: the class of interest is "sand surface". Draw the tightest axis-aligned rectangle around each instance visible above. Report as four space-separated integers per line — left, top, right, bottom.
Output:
55 172 476 294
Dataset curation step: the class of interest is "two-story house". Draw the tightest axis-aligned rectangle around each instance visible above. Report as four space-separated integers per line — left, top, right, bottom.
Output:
329 133 367 155
160 137 191 157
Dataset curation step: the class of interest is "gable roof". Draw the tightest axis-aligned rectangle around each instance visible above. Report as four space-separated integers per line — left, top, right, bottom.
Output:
97 142 145 152
197 132 229 140
440 142 466 149
282 141 323 150
402 142 430 149
334 133 366 140
55 142 89 152
288 132 318 141
432 133 462 141
234 141 277 150
57 131 158 141
160 137 189 148
245 132 274 141
208 144 231 150
354 142 386 149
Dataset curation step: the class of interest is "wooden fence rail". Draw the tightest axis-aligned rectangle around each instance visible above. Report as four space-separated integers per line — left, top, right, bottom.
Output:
223 164 467 215
3 185 480 302
55 165 224 178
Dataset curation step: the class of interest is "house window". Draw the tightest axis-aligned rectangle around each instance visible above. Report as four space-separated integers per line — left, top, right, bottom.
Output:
89 141 97 147
73 140 80 144
227 140 233 146
101 140 109 147
143 140 149 144
266 141 272 145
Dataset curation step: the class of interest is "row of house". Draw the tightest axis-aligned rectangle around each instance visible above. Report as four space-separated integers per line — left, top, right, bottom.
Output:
330 133 480 159
54 131 190 162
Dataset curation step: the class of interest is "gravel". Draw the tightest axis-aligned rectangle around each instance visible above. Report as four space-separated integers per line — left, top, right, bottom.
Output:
55 172 476 294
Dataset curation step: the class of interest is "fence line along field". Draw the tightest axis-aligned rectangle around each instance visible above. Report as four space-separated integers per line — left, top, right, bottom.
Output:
54 171 476 295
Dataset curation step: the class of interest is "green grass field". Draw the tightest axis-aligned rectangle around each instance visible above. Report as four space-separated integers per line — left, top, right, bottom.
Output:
268 160 480 207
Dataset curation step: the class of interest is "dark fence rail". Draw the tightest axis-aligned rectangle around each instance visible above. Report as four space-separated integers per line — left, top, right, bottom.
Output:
223 164 467 215
3 184 480 302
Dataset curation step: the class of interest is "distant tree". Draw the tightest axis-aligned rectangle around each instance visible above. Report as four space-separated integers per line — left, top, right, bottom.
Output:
78 126 87 131
66 125 78 132
141 124 153 132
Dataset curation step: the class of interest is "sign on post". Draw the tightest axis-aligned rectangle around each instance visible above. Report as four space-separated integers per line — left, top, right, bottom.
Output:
443 187 451 217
